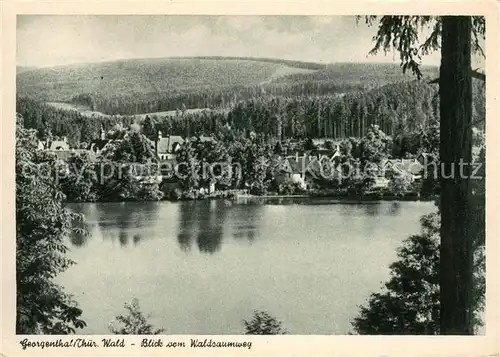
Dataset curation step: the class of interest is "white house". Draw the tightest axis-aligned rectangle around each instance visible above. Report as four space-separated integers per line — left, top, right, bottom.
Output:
277 154 322 190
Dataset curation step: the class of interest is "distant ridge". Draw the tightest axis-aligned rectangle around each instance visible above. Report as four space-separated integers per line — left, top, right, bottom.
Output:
17 56 440 72
167 56 328 70
16 56 440 116
17 56 328 71
16 56 325 102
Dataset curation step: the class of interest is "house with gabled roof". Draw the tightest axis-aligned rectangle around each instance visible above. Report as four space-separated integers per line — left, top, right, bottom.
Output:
417 152 435 166
45 148 97 162
316 145 341 164
276 153 322 190
153 133 216 160
154 131 185 160
88 139 109 153
38 137 70 151
198 135 215 143
38 137 99 162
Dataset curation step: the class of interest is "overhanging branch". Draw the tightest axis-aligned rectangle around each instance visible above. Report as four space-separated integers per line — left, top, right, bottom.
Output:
429 68 486 84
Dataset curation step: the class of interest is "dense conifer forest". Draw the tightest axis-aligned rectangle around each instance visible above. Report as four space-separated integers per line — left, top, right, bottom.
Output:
16 63 485 154
17 58 441 115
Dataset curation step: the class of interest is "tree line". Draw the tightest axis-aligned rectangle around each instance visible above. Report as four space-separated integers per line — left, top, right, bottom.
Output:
70 80 367 115
17 78 484 156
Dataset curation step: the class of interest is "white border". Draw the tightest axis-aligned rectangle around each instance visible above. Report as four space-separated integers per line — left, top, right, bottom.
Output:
2 1 499 356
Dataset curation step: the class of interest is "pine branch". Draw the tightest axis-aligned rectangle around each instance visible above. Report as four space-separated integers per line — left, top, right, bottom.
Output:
428 68 485 84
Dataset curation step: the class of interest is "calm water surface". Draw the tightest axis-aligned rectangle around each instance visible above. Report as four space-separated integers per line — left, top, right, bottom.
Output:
59 198 436 334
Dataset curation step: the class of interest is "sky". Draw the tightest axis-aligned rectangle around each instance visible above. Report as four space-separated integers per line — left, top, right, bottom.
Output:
17 15 473 68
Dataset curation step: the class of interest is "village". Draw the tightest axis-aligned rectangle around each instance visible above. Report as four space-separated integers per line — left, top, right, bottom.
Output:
35 121 431 201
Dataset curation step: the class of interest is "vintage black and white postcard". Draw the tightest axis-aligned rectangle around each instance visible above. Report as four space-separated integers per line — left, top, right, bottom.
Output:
1 1 499 356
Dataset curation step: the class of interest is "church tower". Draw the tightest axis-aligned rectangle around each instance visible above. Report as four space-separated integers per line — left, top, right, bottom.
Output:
100 125 105 140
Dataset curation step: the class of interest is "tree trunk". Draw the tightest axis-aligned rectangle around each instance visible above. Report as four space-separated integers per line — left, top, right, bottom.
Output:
439 16 474 335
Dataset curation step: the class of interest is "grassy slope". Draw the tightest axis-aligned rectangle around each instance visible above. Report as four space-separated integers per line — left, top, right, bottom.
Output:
46 101 211 119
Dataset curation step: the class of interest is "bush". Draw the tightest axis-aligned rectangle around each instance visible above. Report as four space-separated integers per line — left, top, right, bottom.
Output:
109 299 164 335
170 188 183 200
278 178 303 195
183 190 199 200
136 183 164 201
243 311 287 335
387 175 413 198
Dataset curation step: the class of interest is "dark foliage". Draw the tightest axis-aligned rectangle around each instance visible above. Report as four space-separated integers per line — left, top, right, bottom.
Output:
243 311 287 335
16 118 87 334
109 298 164 335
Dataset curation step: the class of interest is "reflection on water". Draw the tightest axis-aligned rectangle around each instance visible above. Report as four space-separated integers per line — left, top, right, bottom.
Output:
177 200 239 254
389 201 401 215
196 201 225 254
101 202 158 246
68 202 163 247
116 203 133 247
63 199 436 335
176 200 264 252
364 202 383 216
231 203 262 243
177 201 196 252
69 227 88 247
68 203 93 247
174 200 264 254
69 199 407 251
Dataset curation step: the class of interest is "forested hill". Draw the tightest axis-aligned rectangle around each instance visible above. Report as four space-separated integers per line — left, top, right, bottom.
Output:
168 56 328 70
17 57 316 102
16 78 484 155
17 57 439 115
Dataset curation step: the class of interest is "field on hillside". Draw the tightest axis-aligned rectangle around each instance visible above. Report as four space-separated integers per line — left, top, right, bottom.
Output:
46 101 213 119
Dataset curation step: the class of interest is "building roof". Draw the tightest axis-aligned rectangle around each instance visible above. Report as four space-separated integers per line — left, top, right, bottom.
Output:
199 136 215 143
88 139 109 151
312 139 326 146
417 153 436 165
157 135 185 154
46 150 72 161
313 139 342 148
384 159 423 176
47 141 69 151
46 149 97 162
157 137 171 153
401 159 423 175
282 156 321 175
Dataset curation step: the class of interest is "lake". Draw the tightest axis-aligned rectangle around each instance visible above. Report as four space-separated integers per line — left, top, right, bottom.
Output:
59 198 436 334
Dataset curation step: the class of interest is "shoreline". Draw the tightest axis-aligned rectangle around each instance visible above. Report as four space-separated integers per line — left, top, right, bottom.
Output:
65 192 438 204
